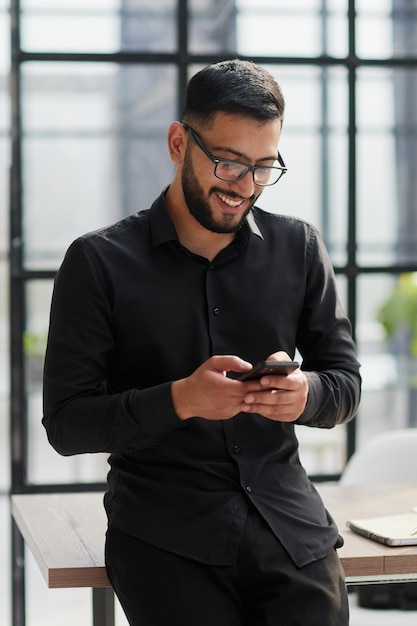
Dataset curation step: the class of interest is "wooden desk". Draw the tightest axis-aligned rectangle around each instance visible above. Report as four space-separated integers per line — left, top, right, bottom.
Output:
11 483 417 625
317 482 417 584
11 492 114 626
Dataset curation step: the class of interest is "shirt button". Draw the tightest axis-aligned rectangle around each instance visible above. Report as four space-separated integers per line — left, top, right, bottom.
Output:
213 307 220 315
233 445 241 453
209 264 215 270
246 486 252 493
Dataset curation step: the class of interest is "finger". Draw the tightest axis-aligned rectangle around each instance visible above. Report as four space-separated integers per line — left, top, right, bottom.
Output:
266 350 292 362
209 355 253 376
241 402 297 422
259 376 293 389
244 388 288 407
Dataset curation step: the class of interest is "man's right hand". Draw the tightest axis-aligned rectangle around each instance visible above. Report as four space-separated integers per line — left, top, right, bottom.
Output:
171 355 255 421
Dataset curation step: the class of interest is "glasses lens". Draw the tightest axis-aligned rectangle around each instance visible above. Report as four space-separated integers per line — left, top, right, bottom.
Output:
215 160 248 182
254 167 282 186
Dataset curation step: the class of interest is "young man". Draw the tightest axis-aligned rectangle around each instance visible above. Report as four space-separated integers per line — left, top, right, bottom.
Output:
43 59 361 625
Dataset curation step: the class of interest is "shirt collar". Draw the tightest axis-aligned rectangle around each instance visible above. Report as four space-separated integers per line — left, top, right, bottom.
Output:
246 209 264 240
150 190 179 247
150 189 265 248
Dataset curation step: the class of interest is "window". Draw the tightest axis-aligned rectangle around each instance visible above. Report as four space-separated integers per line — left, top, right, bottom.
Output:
9 0 417 498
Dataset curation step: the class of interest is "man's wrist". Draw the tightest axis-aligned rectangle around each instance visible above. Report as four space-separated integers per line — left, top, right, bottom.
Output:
171 379 191 421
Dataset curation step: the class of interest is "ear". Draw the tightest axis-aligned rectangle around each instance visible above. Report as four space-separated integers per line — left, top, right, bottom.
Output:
167 122 187 165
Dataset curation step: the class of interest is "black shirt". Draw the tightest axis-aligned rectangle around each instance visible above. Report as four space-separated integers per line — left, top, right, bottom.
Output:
43 191 361 568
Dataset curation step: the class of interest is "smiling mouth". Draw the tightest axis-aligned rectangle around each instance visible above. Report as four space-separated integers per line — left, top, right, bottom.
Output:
216 192 244 208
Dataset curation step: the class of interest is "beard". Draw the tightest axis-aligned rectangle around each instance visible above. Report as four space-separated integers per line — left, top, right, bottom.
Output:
181 147 258 234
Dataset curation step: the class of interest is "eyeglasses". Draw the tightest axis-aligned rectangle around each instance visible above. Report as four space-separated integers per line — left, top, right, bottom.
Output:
182 124 287 187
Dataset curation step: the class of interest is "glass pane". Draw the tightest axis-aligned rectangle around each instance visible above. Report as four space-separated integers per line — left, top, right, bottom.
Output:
255 65 348 266
188 0 237 53
21 0 177 53
25 553 92 626
0 29 10 626
189 0 348 56
0 8 10 219
0 259 9 491
356 0 417 58
297 274 348 477
0 13 9 495
25 280 109 485
357 273 417 448
24 281 51 396
0 81 8 135
296 424 347 476
357 68 417 266
25 551 129 626
0 137 8 253
21 62 176 269
0 495 11 626
233 0 348 58
22 0 118 5
0 10 9 74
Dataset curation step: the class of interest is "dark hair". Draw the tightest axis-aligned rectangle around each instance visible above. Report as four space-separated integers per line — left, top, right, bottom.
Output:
182 59 285 126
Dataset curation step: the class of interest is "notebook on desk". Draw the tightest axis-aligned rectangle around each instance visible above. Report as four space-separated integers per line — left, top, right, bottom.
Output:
347 511 417 546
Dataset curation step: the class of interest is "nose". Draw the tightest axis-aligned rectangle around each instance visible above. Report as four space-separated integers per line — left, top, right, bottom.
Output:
232 170 257 199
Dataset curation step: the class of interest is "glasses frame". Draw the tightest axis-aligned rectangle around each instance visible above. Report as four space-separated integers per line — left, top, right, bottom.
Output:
182 123 287 186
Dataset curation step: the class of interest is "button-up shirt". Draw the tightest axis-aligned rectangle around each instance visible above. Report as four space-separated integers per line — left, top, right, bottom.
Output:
43 191 361 568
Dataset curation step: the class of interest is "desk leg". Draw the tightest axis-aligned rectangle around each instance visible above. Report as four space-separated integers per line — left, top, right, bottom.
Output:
92 588 115 626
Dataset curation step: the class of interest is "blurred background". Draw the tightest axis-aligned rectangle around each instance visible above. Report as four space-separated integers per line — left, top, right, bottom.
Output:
2 1 417 624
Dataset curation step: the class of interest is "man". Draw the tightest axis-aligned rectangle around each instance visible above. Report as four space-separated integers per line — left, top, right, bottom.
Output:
43 59 361 625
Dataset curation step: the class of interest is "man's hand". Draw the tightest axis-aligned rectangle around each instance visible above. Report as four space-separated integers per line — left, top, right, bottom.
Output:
172 355 254 421
171 352 308 423
241 351 308 423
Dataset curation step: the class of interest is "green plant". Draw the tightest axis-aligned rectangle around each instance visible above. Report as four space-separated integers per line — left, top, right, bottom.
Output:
377 273 417 357
23 330 48 358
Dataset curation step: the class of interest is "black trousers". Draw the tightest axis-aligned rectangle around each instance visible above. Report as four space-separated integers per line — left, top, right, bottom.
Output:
105 508 349 626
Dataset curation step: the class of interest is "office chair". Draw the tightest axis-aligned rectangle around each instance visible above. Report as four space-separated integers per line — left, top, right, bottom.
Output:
341 429 417 486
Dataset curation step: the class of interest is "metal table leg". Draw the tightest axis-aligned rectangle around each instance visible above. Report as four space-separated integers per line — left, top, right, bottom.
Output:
92 588 115 626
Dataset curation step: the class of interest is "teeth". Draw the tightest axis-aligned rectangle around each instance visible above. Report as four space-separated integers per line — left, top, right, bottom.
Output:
217 193 242 208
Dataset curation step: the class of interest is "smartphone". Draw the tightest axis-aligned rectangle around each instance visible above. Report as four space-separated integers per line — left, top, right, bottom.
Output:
239 360 299 381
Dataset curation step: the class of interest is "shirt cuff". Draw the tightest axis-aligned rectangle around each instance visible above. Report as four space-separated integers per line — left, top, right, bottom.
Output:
128 382 185 448
294 371 325 427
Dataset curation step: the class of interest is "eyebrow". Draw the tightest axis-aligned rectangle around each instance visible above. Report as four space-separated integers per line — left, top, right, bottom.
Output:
211 143 279 164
